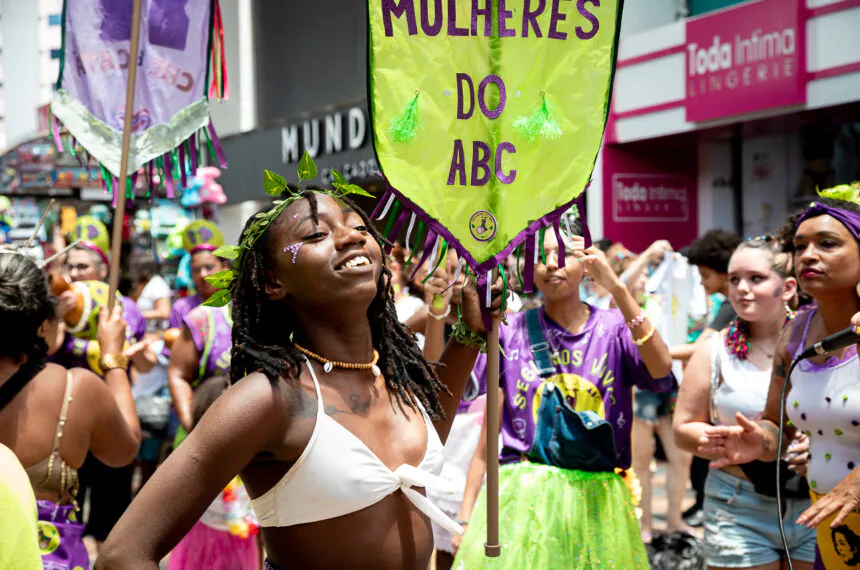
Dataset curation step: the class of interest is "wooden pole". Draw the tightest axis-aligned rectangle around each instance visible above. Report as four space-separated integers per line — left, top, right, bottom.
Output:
107 0 144 312
485 309 501 557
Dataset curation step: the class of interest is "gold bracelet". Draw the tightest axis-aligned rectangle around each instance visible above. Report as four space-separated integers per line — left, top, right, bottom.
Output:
633 326 657 347
99 353 129 372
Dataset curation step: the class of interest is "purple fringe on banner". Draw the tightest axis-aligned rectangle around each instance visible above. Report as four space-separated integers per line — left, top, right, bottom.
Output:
576 195 592 248
163 152 175 199
370 189 392 221
51 116 64 152
553 219 565 268
111 177 119 208
384 210 409 254
178 144 188 188
146 162 154 194
207 122 227 168
475 273 492 332
409 230 438 282
188 134 198 176
523 233 536 294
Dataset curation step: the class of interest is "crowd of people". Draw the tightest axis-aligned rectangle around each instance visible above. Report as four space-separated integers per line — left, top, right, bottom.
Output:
0 182 859 570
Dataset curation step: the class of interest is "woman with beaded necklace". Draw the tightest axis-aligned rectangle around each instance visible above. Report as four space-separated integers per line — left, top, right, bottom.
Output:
674 236 816 570
95 177 500 570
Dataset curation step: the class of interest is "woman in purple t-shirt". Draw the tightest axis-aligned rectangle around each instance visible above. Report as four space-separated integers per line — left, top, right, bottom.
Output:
453 231 677 569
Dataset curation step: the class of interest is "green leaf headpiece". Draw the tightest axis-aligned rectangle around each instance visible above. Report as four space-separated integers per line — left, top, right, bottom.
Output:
202 151 375 307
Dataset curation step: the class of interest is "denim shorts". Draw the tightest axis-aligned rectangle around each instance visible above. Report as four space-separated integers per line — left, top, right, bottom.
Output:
634 388 676 423
704 468 817 567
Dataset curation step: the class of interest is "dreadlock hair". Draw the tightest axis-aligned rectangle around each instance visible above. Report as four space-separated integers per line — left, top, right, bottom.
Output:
0 251 56 365
229 188 450 420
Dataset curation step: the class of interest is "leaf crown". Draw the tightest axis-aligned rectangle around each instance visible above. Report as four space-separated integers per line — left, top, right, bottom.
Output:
818 181 860 205
202 151 374 307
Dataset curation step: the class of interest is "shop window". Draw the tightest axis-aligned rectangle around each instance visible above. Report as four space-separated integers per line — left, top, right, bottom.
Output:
688 0 748 16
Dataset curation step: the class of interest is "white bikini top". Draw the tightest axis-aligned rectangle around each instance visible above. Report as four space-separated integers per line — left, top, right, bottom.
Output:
250 359 463 536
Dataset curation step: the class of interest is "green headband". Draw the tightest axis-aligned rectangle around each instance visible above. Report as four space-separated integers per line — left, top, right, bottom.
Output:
203 152 373 307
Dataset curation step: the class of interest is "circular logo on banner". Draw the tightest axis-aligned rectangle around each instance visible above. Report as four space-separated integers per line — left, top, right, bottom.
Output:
469 211 497 242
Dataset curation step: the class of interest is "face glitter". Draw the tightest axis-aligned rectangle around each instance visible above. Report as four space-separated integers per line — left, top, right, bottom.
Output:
284 242 304 263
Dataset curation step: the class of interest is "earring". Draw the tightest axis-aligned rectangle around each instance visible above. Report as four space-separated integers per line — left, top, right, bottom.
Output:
785 302 796 322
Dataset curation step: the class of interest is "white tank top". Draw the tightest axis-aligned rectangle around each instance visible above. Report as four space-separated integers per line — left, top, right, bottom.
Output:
710 333 772 427
787 307 860 495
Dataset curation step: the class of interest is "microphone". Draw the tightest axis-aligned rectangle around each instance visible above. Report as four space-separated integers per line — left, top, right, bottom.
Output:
797 326 860 361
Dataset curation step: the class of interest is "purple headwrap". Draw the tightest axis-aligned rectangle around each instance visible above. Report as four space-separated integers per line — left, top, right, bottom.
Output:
796 202 860 243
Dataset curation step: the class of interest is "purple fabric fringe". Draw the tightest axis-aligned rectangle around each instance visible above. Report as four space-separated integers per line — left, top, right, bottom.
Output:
208 122 227 168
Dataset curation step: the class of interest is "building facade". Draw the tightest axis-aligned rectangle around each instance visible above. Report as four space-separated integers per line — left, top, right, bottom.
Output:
597 0 860 250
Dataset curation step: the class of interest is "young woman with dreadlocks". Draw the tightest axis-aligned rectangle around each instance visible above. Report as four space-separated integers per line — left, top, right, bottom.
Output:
96 187 501 570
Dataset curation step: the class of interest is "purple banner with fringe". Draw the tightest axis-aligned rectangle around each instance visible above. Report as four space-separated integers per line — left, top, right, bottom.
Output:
51 0 227 202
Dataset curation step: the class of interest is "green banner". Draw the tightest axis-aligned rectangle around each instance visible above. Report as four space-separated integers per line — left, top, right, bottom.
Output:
368 0 622 272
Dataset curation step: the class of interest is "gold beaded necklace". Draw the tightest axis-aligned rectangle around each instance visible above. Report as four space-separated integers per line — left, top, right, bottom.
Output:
294 343 381 377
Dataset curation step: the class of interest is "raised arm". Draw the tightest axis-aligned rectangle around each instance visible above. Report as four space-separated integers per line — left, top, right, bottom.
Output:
575 246 673 379
95 372 288 570
432 276 501 441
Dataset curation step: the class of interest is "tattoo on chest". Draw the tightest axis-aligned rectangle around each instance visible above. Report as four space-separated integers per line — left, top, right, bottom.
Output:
325 385 380 417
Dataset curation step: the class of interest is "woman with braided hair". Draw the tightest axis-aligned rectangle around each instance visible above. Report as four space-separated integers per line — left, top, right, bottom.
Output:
0 250 140 570
97 184 500 570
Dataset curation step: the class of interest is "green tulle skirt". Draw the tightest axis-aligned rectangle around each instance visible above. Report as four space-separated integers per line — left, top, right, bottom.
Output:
452 462 648 570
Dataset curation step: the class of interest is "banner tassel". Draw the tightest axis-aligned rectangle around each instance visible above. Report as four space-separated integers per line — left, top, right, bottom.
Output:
188 134 199 176
382 200 402 240
207 122 227 168
178 143 188 188
539 226 547 266
577 194 592 248
513 92 563 142
553 219 566 268
370 189 391 220
404 213 417 248
442 256 465 294
111 177 119 208
498 263 509 313
389 91 422 143
405 220 424 267
422 239 448 284
384 210 409 254
51 115 64 152
163 152 176 199
410 231 438 282
523 232 536 294
515 244 524 290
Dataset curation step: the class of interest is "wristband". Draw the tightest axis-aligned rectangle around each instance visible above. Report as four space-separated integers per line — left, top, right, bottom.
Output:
626 312 647 330
428 304 452 321
633 326 656 347
457 518 469 525
451 306 487 351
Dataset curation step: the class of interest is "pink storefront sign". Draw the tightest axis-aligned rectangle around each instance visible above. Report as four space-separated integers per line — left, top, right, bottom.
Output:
602 143 698 252
611 174 692 223
685 0 806 123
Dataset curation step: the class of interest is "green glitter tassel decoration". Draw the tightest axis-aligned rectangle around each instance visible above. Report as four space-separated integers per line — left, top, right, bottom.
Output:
389 91 422 143
513 92 563 142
